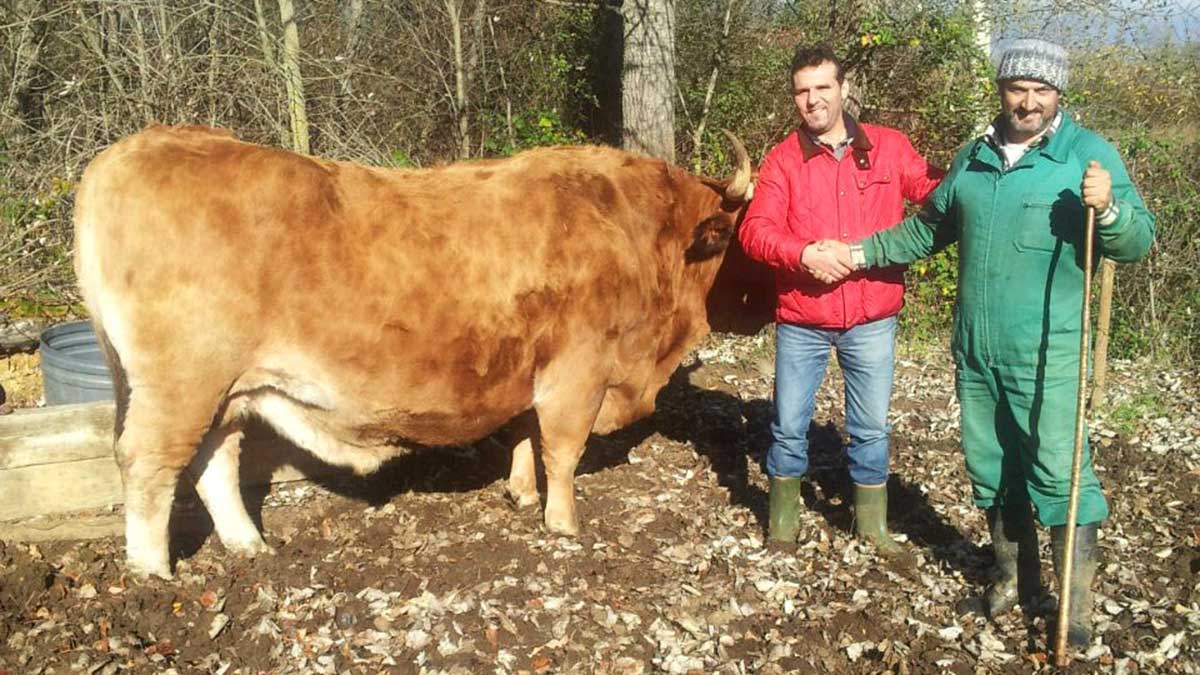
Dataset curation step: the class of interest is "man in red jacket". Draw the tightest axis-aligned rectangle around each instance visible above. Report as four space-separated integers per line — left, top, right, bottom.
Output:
739 45 942 554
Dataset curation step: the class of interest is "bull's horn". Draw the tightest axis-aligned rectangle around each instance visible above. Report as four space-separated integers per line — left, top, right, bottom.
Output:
721 129 752 201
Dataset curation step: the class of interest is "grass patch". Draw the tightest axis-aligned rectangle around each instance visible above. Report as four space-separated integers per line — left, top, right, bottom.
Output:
1104 388 1169 437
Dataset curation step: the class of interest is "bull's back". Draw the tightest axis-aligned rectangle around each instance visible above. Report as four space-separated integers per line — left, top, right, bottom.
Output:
79 127 651 324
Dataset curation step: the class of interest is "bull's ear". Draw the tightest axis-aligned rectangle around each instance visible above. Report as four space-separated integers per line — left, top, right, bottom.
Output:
685 214 734 262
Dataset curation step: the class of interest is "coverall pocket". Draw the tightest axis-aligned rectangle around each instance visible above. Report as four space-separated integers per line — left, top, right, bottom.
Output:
1013 195 1062 254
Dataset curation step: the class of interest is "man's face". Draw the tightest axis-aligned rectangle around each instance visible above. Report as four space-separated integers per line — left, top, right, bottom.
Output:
792 62 848 135
999 79 1061 142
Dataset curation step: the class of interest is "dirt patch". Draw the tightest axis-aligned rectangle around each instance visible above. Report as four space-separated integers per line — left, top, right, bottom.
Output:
1 336 1197 673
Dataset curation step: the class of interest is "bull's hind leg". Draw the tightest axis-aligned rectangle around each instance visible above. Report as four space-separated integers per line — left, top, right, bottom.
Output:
189 425 274 557
534 377 605 535
118 396 216 579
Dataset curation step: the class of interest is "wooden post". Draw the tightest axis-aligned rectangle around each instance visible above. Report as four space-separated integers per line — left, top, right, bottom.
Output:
1090 259 1117 410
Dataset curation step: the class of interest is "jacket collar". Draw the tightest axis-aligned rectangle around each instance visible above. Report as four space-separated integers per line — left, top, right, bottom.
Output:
797 113 874 167
977 110 1074 169
1038 111 1075 164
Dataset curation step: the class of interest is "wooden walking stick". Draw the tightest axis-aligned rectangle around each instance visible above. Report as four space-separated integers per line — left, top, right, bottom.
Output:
1055 204 1096 666
1090 259 1118 410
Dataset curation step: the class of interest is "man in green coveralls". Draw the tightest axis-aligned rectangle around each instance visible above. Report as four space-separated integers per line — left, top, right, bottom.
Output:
825 39 1155 647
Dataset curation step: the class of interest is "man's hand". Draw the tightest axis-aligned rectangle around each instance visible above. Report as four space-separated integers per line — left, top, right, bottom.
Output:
801 240 853 284
1081 160 1113 212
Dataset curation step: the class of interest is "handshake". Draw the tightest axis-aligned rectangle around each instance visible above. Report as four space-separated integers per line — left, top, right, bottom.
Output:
801 239 859 284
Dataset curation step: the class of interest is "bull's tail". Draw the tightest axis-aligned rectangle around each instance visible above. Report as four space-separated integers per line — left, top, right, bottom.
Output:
92 322 130 445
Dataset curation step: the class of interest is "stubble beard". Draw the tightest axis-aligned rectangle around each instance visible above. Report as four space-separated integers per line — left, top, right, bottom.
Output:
803 107 835 135
1006 106 1056 141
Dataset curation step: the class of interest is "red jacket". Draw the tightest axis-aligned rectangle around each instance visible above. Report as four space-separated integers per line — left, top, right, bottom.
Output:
739 120 942 329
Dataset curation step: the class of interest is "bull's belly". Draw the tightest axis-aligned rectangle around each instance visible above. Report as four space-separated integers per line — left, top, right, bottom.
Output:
593 379 659 434
227 370 530 475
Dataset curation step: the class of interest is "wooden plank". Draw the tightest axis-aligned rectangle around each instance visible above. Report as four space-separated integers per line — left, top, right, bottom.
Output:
0 514 124 542
0 456 124 521
0 495 305 543
0 400 336 524
0 401 115 469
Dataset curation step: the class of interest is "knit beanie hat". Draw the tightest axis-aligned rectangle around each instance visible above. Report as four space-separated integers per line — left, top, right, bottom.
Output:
995 39 1069 92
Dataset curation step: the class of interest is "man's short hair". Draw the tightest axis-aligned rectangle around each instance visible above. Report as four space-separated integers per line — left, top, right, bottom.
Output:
790 45 844 83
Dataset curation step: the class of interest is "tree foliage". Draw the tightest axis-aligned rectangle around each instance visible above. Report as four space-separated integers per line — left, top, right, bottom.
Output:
0 0 1194 364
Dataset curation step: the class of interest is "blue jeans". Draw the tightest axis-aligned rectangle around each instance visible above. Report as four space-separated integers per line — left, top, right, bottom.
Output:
766 317 897 486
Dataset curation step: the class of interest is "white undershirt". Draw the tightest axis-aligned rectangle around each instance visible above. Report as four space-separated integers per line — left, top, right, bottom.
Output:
999 140 1034 168
995 112 1061 169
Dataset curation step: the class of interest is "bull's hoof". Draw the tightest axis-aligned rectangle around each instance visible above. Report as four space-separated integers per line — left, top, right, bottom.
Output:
505 485 540 510
126 557 173 581
224 537 276 558
543 512 580 536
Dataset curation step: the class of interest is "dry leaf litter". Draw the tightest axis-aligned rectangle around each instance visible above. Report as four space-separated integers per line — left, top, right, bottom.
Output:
0 332 1197 674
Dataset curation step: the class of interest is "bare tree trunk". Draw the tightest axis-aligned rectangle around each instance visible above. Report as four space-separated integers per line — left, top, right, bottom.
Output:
152 0 181 120
446 0 470 159
207 4 222 125
469 0 486 154
621 0 676 162
337 0 364 100
485 11 514 150
254 0 279 71
253 0 289 148
76 4 128 102
154 0 174 69
972 0 993 131
128 7 154 124
973 0 992 58
691 0 733 171
1 0 48 141
277 0 310 153
75 3 126 136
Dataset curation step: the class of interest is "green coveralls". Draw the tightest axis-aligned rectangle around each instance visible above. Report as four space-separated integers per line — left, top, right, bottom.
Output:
861 113 1155 526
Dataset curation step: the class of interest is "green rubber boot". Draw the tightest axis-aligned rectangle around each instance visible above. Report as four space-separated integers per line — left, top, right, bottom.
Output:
853 483 904 557
1051 523 1100 649
767 477 804 545
984 501 1043 619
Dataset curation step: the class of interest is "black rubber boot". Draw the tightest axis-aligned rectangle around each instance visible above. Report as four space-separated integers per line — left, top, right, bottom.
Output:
767 477 804 545
984 501 1042 619
1051 523 1100 648
853 483 904 557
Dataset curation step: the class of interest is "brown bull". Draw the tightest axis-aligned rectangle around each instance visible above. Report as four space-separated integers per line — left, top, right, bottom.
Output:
73 125 770 579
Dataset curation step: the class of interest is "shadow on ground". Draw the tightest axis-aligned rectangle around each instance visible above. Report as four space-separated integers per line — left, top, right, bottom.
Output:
166 358 984 592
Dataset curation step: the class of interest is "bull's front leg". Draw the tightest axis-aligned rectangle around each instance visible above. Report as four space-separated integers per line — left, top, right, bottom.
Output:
506 413 540 508
188 425 275 557
533 380 605 535
507 436 541 508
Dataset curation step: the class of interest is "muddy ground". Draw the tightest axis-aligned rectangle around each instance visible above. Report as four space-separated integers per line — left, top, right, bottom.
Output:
1 333 1198 674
